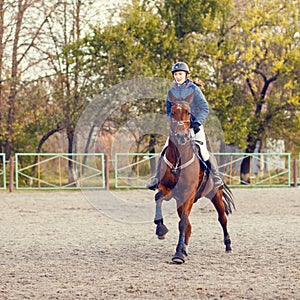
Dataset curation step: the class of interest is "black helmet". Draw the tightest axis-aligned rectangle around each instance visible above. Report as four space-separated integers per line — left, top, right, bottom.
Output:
171 62 190 74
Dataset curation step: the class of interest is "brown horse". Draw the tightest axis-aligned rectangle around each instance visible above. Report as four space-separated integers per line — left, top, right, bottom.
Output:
154 101 235 264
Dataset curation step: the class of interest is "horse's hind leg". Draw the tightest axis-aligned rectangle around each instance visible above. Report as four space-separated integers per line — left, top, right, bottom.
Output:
154 191 168 239
211 191 232 252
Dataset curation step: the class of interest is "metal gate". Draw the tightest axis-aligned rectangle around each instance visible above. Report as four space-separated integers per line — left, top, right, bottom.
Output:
114 153 158 188
114 152 292 188
15 153 105 190
215 152 291 187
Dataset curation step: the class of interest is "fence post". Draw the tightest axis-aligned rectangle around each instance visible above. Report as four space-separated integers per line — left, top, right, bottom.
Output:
293 158 298 187
9 156 14 192
105 154 109 190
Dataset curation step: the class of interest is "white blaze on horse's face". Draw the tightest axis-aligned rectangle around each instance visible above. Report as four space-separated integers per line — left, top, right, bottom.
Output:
171 104 191 145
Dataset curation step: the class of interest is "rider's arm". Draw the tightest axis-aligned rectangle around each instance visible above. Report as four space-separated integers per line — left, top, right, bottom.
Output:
190 87 209 125
166 99 172 119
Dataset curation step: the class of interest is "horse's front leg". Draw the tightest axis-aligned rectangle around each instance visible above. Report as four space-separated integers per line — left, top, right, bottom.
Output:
172 196 194 264
172 213 189 264
154 190 169 239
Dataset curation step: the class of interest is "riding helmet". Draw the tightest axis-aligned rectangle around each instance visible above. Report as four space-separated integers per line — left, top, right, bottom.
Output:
171 62 190 74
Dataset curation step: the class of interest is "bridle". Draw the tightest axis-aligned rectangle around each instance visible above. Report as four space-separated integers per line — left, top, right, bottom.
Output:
170 102 192 146
164 102 195 175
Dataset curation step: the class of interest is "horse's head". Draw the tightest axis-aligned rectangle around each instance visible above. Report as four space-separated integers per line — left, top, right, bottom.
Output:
170 101 191 145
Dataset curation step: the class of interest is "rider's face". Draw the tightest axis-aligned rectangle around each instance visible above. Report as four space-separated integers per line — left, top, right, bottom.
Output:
173 71 187 85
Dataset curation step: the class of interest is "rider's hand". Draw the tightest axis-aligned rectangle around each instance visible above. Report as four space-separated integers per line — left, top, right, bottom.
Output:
192 122 201 134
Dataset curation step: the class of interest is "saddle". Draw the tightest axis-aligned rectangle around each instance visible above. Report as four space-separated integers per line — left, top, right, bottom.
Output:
191 141 208 171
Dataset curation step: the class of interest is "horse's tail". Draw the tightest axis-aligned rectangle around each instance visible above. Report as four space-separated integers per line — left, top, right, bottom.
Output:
222 183 235 215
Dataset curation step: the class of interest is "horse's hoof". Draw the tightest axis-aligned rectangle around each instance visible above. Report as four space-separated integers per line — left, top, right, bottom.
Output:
172 255 185 264
157 233 167 240
156 224 168 239
225 242 232 252
224 238 232 252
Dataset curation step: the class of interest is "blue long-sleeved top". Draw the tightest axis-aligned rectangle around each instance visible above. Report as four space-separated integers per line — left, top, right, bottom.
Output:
166 79 209 126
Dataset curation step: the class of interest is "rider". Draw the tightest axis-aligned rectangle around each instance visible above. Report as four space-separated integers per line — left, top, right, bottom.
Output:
147 61 224 190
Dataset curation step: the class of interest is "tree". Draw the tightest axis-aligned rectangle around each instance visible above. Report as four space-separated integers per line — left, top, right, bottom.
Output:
0 0 61 158
79 0 176 159
233 0 300 182
176 0 300 182
155 0 221 38
84 0 178 83
44 0 99 182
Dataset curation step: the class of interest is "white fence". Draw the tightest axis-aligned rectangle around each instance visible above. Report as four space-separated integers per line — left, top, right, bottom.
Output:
114 152 293 188
15 153 105 190
0 152 298 190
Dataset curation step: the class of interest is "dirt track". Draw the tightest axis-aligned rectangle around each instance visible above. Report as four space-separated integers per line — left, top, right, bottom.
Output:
1 188 299 299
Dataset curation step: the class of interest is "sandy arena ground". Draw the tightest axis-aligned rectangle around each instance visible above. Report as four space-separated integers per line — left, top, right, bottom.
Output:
0 188 299 299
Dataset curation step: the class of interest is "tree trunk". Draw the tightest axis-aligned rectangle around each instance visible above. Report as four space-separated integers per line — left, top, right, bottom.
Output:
29 126 62 183
240 155 251 184
67 128 75 185
241 73 279 184
5 0 24 159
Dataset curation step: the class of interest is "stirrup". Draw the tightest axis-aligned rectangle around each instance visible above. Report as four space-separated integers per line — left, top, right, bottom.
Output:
146 177 159 190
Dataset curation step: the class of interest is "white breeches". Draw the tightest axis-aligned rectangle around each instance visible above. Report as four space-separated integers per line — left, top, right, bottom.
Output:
161 125 210 161
190 125 210 161
190 125 209 161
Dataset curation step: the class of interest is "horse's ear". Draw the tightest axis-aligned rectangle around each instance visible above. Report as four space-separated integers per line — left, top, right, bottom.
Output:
184 92 195 103
168 91 177 104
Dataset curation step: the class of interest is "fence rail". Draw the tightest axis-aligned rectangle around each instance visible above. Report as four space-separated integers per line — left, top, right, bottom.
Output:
0 152 298 191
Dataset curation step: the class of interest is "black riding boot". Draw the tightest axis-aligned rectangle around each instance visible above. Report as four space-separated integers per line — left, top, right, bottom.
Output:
146 155 163 190
205 156 224 190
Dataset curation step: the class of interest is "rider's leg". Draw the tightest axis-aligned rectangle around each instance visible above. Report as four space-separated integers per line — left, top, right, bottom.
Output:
192 126 224 189
205 154 224 189
146 138 168 190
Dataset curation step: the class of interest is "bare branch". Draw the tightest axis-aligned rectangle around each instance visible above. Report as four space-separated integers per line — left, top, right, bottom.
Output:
17 1 62 65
